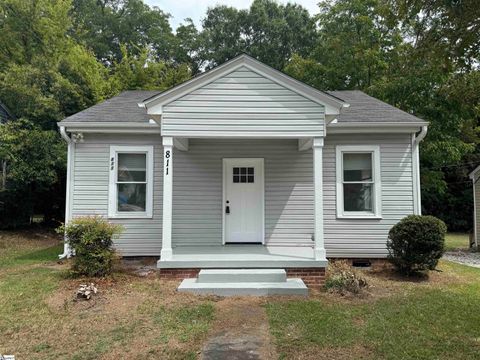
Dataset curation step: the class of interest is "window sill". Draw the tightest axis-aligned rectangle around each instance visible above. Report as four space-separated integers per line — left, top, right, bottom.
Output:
336 214 382 220
108 213 153 219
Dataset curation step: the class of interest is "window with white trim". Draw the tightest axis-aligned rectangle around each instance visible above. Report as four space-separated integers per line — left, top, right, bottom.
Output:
108 145 153 218
336 145 382 218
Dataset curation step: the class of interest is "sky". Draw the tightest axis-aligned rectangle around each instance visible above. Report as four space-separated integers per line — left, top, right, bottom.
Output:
144 0 320 30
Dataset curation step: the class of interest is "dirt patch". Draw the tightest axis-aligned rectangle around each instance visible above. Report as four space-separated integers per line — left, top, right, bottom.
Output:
201 297 277 360
286 344 373 360
0 228 61 249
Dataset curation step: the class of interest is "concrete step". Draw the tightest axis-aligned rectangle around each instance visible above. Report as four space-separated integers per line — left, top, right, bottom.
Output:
178 278 308 296
197 269 286 283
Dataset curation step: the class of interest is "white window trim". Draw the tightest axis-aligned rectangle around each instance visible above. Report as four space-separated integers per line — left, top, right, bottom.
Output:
336 145 382 219
108 145 154 219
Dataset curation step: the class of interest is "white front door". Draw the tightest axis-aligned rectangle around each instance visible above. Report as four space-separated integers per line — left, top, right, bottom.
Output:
223 158 264 243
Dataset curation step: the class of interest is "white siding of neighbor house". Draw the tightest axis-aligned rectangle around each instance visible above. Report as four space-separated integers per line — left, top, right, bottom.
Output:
70 133 414 258
71 134 163 256
162 66 325 138
474 174 480 246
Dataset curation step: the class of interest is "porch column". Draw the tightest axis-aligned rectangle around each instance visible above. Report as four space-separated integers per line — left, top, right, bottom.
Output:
161 136 173 260
313 137 327 261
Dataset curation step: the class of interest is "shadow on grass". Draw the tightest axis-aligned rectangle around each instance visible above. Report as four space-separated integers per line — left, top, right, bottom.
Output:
14 244 63 264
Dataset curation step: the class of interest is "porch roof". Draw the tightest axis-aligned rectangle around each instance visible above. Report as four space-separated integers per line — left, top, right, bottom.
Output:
157 245 328 269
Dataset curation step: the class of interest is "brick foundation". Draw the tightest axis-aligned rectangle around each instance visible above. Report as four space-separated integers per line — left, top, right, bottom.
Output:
157 267 326 289
158 268 200 279
286 268 326 289
330 258 389 270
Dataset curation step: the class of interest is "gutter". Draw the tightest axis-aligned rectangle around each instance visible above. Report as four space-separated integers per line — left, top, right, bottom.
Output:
58 126 73 259
412 125 428 215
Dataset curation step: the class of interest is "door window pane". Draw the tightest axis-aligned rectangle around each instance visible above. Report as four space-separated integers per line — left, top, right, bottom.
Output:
343 153 372 181
343 183 373 211
118 153 146 182
233 167 254 183
117 183 146 211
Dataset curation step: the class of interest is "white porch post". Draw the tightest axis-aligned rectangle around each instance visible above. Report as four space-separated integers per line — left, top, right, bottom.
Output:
161 136 173 260
313 137 326 261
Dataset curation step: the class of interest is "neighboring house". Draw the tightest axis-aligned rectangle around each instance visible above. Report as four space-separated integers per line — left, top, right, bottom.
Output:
58 55 428 291
0 101 14 190
469 166 480 249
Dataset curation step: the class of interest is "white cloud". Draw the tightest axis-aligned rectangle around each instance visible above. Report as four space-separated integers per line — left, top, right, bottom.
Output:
144 0 320 30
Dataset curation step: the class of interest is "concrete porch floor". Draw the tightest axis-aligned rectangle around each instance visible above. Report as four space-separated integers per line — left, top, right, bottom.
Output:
157 245 328 268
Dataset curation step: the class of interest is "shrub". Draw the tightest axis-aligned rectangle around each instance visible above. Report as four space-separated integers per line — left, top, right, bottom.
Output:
58 216 123 277
325 260 368 294
387 215 446 275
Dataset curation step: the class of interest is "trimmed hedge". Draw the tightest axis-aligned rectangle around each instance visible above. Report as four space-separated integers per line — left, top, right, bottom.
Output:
59 216 123 277
387 215 446 275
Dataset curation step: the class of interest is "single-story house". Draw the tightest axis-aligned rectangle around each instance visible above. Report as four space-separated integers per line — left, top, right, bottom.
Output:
58 54 428 292
469 166 480 249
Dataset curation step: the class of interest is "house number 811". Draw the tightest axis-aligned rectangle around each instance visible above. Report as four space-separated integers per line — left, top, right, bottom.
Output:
165 150 170 175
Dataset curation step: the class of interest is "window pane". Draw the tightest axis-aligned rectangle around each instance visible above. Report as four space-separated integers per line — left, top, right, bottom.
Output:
343 153 372 181
118 153 146 182
233 167 239 175
118 183 146 212
344 183 373 212
240 175 247 183
247 167 254 175
233 175 239 183
240 167 247 174
248 175 254 183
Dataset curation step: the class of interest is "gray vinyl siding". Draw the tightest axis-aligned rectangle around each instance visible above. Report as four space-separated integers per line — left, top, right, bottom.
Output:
72 134 163 256
162 66 325 138
324 134 414 257
173 139 314 247
71 133 414 258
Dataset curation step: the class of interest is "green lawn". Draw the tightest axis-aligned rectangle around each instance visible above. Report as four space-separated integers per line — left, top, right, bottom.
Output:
0 230 215 359
1 230 479 359
445 233 470 251
266 261 480 359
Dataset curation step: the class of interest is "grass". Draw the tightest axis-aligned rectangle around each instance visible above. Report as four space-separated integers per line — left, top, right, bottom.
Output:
2 229 479 359
445 233 470 251
0 229 216 360
266 261 480 359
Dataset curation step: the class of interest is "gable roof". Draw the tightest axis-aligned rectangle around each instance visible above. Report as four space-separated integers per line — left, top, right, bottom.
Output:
140 54 347 116
327 91 427 125
60 90 160 123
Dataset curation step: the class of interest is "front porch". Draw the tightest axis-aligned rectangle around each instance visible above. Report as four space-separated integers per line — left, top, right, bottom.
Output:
157 245 328 268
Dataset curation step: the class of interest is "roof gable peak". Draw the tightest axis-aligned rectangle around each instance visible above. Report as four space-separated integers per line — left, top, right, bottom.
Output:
139 54 347 115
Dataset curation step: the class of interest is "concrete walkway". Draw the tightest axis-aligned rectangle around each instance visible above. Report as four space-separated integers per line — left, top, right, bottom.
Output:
444 250 480 268
201 298 277 360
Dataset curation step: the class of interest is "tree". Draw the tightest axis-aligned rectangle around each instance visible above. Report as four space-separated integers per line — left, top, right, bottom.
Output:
199 0 316 70
71 0 175 65
0 0 111 130
110 46 191 91
0 119 66 227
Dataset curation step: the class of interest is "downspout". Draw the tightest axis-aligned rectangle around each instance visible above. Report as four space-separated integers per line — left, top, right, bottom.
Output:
412 126 428 215
59 126 74 259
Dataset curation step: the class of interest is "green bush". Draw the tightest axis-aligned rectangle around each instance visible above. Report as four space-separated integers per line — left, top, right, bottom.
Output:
387 215 446 275
325 260 368 294
58 216 123 277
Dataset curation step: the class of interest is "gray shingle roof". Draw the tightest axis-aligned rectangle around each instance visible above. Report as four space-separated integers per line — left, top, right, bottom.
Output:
60 89 425 125
60 90 160 123
327 90 425 124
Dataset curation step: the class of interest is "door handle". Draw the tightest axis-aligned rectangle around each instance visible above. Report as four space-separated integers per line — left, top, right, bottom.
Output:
225 200 230 214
